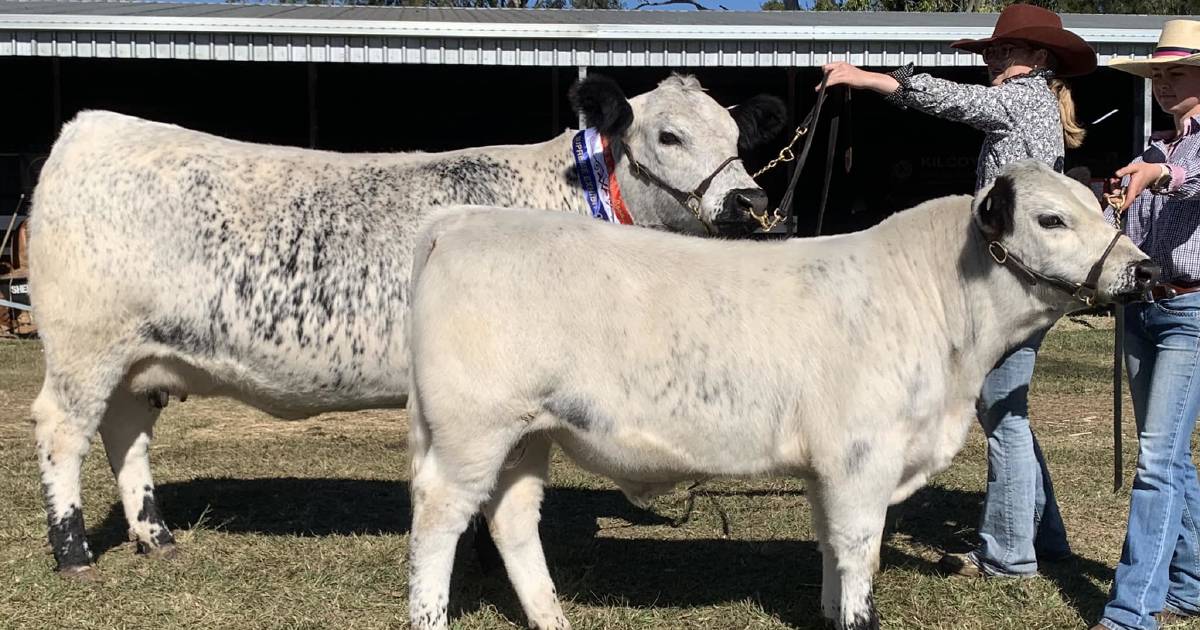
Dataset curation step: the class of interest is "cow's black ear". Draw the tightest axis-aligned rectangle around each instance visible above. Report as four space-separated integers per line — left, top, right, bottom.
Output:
732 94 787 154
979 174 1016 239
569 75 633 137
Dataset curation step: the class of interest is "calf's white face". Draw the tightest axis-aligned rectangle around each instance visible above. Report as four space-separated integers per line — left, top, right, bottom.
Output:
974 161 1157 303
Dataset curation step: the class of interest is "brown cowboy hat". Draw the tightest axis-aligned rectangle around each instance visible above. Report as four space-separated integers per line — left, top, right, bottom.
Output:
950 4 1097 78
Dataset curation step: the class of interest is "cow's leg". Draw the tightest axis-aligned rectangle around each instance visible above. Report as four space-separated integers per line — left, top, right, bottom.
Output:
809 472 893 630
481 434 568 630
33 371 116 579
98 389 175 558
408 396 517 630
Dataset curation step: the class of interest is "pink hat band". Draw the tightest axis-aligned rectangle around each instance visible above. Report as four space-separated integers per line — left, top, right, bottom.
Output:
1154 46 1200 58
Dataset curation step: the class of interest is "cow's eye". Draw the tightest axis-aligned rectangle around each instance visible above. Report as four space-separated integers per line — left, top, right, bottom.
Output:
658 131 683 146
1038 214 1065 229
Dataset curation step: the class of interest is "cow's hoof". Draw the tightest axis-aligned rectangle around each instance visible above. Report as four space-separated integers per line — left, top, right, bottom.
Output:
57 565 101 582
138 542 179 560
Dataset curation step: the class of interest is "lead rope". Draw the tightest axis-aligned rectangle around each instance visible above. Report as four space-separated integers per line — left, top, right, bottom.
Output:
1110 189 1128 493
745 73 833 235
670 78 836 534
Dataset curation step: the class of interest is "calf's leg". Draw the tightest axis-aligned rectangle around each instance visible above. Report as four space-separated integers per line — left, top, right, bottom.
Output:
481 434 568 630
807 490 841 622
407 396 522 630
808 457 898 630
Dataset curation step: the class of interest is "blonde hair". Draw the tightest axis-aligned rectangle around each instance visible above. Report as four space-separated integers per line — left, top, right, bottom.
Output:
1049 78 1086 150
1034 48 1087 150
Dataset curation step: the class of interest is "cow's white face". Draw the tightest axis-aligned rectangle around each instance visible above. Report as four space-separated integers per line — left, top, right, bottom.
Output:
974 160 1158 305
570 74 786 236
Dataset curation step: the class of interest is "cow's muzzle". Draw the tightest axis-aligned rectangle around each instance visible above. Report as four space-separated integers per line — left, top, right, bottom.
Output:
714 188 770 238
1109 259 1162 304
1134 259 1161 287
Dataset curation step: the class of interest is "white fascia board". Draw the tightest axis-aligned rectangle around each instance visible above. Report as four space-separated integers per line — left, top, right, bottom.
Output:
0 13 1164 44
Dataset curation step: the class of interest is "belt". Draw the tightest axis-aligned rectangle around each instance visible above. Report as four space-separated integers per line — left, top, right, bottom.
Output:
1150 282 1200 300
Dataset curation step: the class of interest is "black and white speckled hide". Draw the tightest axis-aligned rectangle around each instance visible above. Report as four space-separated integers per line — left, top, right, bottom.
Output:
25 74 786 577
405 162 1153 630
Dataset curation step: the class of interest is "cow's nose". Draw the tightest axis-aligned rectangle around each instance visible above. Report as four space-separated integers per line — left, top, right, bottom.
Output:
724 188 769 218
1134 259 1161 286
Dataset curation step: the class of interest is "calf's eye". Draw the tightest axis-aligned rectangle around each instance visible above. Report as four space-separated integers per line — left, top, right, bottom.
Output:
1038 215 1065 229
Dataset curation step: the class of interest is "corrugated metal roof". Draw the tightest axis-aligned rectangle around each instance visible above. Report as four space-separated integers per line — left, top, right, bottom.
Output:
0 0 1180 66
0 1 1186 28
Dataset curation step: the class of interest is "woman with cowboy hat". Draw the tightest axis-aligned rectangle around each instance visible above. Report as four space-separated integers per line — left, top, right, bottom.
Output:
1096 19 1200 630
818 3 1096 580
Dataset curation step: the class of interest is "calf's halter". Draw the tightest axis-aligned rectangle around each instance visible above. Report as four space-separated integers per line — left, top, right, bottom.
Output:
620 142 741 236
985 229 1124 307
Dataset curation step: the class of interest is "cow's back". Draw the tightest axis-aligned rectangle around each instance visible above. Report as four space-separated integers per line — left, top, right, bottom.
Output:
29 111 443 415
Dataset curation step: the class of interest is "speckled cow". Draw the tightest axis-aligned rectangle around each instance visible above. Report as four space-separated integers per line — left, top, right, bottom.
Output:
27 74 786 579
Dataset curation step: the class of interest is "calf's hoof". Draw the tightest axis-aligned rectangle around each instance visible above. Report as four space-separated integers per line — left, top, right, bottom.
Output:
531 618 571 630
138 542 179 560
57 564 101 582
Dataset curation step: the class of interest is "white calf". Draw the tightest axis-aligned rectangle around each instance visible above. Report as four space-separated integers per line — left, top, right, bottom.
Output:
405 161 1156 629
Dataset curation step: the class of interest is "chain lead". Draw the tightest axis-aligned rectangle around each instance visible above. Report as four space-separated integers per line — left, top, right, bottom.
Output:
744 124 810 232
752 125 808 179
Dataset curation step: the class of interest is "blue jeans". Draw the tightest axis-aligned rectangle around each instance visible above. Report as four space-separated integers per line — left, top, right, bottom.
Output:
1101 293 1200 630
968 330 1071 577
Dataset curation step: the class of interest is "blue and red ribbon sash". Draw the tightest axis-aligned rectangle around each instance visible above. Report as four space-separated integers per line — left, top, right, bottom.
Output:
571 128 633 225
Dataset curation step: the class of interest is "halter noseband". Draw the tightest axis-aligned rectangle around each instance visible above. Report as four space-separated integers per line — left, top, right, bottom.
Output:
985 229 1124 307
620 142 741 235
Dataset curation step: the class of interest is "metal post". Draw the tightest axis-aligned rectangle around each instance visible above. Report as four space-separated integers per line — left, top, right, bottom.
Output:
1133 75 1152 153
577 65 588 129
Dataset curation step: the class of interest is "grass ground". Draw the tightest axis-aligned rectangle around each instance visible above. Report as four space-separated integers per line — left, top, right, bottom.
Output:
0 318 1197 629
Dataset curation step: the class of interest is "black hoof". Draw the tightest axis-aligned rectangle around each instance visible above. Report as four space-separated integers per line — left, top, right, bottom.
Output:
57 564 101 582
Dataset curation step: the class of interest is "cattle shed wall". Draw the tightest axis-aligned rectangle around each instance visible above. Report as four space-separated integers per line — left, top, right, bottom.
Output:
0 1 1179 235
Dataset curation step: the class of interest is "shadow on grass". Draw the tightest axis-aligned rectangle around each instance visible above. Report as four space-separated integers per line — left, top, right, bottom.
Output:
87 477 1108 627
890 484 1113 625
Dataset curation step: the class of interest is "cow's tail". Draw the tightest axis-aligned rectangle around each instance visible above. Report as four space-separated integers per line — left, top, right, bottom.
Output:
407 221 436 483
406 208 465 482
407 380 431 483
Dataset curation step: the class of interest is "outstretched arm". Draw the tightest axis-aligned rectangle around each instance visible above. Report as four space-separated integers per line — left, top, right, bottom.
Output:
821 62 1019 133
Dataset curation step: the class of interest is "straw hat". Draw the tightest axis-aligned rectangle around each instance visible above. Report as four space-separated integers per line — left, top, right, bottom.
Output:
950 4 1097 78
1109 19 1200 78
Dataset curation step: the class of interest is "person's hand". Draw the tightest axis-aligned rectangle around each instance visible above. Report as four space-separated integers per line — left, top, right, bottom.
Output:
1111 162 1169 212
1103 177 1127 213
819 63 899 95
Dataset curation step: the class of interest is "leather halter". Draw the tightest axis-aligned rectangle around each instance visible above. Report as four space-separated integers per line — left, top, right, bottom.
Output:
620 142 741 236
985 229 1124 307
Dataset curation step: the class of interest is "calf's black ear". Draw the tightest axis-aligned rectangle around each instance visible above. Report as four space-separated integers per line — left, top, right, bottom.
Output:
569 75 633 137
732 94 787 154
978 174 1016 239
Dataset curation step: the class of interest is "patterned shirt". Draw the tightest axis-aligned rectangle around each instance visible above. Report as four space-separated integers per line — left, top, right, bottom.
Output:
1107 115 1200 284
887 65 1065 192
